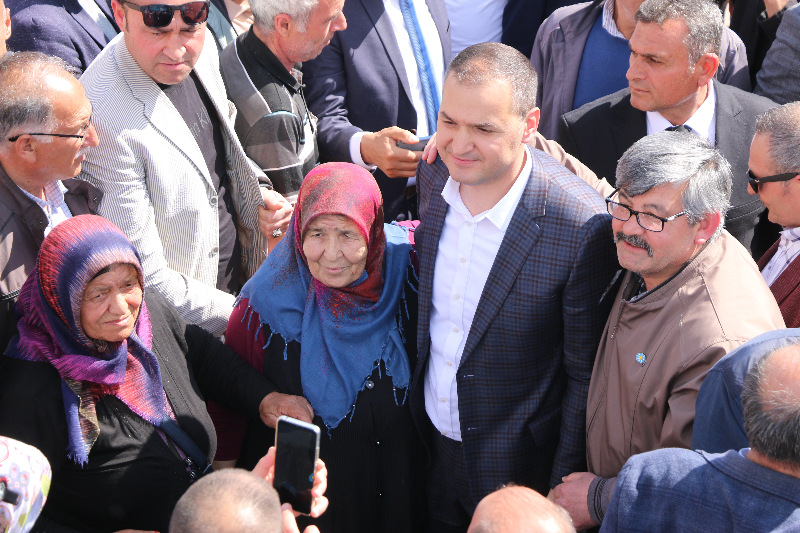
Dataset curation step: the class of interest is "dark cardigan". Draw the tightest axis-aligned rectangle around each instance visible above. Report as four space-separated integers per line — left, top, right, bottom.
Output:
758 240 800 328
0 291 275 533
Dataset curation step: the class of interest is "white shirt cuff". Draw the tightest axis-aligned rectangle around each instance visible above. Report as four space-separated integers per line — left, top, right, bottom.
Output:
349 131 378 170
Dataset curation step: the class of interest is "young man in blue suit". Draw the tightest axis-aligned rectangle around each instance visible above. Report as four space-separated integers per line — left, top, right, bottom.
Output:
410 42 619 532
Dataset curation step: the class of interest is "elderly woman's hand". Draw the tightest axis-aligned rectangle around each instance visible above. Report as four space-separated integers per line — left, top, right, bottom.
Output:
259 392 314 428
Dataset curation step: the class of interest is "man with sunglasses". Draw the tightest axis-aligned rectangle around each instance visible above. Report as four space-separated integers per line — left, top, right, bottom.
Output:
746 103 800 327
219 0 346 206
549 132 784 530
0 52 103 354
79 0 292 337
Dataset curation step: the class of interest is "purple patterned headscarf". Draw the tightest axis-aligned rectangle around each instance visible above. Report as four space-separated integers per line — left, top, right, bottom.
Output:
5 215 166 465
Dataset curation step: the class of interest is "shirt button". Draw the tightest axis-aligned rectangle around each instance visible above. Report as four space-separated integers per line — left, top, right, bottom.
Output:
440 397 446 403
453 327 459 333
466 221 472 227
460 257 466 263
210 196 218 206
210 247 219 256
365 380 374 389
447 361 453 367
454 294 461 300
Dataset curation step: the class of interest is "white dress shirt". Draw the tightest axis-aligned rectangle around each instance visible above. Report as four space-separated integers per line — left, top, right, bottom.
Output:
18 181 73 237
646 80 717 145
762 227 800 286
602 0 626 38
349 0 446 184
424 147 532 441
445 0 506 56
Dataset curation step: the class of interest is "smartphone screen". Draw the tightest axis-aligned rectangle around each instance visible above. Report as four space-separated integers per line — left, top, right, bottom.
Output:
273 416 320 515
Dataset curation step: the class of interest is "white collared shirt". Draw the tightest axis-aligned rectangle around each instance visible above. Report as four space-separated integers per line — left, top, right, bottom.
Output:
602 0 626 39
18 181 74 236
445 0 506 56
762 227 800 286
646 80 717 145
424 147 532 441
349 0 445 185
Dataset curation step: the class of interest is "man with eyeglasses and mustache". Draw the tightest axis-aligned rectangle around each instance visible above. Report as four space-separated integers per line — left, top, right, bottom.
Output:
0 52 102 354
747 103 800 327
79 0 293 337
549 131 784 530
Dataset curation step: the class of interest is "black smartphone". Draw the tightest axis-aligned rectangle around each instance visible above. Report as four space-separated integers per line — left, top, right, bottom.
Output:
396 135 432 151
273 416 321 515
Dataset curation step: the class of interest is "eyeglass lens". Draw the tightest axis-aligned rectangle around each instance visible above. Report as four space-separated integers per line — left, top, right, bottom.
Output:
607 201 664 231
137 1 209 28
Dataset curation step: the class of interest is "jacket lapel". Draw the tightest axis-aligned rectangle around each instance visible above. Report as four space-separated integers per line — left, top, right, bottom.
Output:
611 90 647 161
116 36 214 189
459 160 546 364
425 0 451 65
359 0 414 111
67 0 115 47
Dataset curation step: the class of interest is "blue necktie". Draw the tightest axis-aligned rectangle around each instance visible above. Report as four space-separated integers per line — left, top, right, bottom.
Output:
399 0 440 134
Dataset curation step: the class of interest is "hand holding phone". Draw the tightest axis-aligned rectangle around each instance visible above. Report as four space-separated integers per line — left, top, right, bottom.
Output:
396 135 432 151
273 416 321 515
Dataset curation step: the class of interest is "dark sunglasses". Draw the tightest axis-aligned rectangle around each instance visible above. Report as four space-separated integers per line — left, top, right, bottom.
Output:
120 0 209 28
747 169 799 193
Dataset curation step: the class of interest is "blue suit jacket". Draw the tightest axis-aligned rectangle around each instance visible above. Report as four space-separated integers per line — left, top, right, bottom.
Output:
601 448 800 532
409 152 618 501
7 0 119 73
302 0 450 222
692 328 800 453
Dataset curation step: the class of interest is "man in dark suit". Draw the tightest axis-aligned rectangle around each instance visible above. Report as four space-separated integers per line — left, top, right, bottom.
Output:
303 0 450 222
559 0 777 258
601 342 800 532
411 42 618 532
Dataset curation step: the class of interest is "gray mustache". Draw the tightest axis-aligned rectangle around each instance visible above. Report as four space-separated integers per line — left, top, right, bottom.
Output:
614 232 654 257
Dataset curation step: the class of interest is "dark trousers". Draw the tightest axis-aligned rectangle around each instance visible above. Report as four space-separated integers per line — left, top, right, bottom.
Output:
425 426 475 533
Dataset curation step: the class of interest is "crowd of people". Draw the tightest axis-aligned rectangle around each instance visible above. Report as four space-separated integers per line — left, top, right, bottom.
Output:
0 0 800 531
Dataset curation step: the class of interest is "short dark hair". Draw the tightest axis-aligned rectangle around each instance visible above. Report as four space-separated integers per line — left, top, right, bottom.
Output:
169 469 283 533
742 343 800 469
444 42 538 118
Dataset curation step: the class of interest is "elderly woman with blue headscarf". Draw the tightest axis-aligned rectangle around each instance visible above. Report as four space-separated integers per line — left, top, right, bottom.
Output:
0 215 327 533
209 163 425 533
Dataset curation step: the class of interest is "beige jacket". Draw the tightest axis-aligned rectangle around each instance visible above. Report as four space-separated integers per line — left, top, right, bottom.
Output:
587 231 784 478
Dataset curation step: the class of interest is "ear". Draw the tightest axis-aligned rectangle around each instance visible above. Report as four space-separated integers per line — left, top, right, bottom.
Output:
4 8 11 41
111 0 127 30
520 107 541 144
8 135 39 164
694 211 721 245
695 52 720 87
273 12 293 38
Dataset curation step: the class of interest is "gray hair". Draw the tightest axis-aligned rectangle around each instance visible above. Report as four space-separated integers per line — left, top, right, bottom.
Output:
742 341 800 469
754 102 800 177
445 42 538 119
616 132 732 237
169 469 283 533
0 52 78 147
251 0 317 33
636 0 723 64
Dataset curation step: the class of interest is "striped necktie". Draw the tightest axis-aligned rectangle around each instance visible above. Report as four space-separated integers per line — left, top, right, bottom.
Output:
665 124 692 133
399 0 440 134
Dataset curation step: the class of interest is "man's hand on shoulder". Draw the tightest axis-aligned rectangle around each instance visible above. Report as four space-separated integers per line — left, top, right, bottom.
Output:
360 127 422 178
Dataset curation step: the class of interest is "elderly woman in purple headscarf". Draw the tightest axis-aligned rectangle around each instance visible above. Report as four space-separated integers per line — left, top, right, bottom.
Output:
0 215 324 533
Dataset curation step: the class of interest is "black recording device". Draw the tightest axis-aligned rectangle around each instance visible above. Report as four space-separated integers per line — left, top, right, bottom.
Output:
396 135 432 151
273 416 321 515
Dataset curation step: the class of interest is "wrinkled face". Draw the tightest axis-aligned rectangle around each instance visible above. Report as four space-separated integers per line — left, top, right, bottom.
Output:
81 263 143 343
37 75 99 179
285 0 347 64
627 19 704 115
302 214 368 288
611 185 702 285
748 132 800 228
436 75 536 191
112 0 206 85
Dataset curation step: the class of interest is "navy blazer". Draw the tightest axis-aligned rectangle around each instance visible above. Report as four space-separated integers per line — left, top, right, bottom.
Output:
7 0 119 73
410 152 618 500
558 80 778 258
500 0 582 58
302 0 450 223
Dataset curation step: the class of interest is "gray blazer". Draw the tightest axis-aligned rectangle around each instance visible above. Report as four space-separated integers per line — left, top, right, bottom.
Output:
755 3 800 104
80 32 269 337
532 0 752 141
302 0 450 222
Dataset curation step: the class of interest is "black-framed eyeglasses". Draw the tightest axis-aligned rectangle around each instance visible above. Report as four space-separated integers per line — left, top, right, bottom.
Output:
747 169 798 193
605 188 686 232
8 117 92 143
120 0 209 28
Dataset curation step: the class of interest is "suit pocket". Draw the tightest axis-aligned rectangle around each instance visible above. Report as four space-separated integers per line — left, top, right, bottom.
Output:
527 408 562 450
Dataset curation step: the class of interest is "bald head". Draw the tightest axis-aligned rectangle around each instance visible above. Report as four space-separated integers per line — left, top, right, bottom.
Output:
169 469 283 533
468 486 576 533
743 344 800 471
